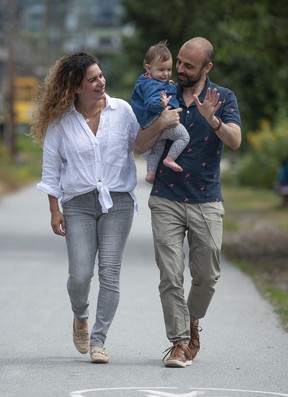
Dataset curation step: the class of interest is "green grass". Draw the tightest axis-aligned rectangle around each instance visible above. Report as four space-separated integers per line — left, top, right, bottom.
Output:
0 134 42 193
222 181 288 331
267 287 288 322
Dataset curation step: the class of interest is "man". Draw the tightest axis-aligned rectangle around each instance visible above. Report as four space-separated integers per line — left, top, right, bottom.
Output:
134 37 241 368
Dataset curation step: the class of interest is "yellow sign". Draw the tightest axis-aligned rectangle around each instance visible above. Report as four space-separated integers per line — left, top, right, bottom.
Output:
14 76 38 124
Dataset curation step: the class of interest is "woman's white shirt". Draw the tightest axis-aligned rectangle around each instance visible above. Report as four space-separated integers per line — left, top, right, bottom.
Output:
37 94 139 213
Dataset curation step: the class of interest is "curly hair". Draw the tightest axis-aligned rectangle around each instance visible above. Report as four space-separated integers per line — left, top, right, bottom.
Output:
143 40 172 68
30 52 99 144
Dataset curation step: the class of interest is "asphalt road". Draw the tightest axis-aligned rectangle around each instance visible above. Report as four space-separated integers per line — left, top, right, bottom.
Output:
0 159 287 397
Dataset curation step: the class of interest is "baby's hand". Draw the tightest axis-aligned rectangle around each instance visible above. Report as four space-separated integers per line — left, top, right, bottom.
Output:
160 90 172 108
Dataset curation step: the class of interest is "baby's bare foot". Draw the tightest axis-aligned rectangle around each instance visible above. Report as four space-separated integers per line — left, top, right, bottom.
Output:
146 171 156 184
163 157 183 172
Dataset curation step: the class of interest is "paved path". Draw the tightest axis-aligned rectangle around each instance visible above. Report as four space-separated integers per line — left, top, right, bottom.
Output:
0 159 287 397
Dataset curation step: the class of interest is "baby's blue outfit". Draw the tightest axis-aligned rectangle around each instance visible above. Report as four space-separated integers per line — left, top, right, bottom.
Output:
131 73 189 173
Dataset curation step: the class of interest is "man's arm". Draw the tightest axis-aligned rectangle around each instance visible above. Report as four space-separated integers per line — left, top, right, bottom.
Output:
209 118 241 150
193 87 241 150
134 107 182 154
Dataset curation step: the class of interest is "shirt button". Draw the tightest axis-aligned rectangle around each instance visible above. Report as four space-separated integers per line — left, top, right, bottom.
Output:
187 111 190 114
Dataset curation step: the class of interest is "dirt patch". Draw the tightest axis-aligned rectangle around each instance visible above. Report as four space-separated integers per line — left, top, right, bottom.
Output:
222 208 288 331
223 228 288 289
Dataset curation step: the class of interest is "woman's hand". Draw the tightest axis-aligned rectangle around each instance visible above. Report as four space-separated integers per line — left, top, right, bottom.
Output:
48 195 66 236
51 210 66 236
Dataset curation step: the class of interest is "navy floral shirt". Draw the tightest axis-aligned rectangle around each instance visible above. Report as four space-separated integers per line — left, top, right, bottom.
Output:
150 77 241 203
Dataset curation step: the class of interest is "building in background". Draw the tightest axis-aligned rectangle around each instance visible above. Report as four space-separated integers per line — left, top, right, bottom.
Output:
0 0 131 132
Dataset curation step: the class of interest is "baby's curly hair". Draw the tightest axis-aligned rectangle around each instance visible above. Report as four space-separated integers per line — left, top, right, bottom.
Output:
30 52 99 144
143 40 172 67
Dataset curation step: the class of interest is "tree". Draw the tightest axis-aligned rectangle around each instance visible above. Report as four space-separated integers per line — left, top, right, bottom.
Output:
120 0 288 134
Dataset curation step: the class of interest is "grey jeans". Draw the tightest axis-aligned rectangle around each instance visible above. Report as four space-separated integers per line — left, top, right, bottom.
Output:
148 195 224 344
63 190 134 347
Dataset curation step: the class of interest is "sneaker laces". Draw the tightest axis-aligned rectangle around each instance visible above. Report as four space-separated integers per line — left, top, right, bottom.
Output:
162 343 189 363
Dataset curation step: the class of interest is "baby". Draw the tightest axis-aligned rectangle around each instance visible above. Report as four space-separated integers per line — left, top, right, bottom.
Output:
131 41 189 183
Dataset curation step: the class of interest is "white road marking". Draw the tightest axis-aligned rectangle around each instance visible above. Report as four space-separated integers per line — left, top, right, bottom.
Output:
70 387 176 397
69 387 288 397
138 390 205 396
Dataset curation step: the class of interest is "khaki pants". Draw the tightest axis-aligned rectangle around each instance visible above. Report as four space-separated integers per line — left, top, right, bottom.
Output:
148 195 225 344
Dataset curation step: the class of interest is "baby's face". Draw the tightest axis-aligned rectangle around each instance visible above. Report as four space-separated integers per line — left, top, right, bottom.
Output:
146 57 173 82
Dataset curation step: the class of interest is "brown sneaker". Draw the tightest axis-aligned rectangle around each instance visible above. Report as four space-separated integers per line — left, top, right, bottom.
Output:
90 346 109 364
73 319 89 354
188 319 202 359
162 343 192 368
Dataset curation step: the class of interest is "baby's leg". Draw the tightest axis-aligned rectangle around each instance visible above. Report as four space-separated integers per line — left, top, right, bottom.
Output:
146 139 166 183
161 124 190 172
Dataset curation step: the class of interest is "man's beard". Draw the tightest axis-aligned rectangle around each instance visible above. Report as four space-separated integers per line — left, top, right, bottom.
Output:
177 71 202 87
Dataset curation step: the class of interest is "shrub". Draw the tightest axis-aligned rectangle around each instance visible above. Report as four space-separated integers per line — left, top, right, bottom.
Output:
237 119 288 188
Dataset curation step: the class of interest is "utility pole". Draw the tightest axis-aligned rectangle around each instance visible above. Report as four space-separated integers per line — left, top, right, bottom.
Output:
5 0 17 160
44 0 52 65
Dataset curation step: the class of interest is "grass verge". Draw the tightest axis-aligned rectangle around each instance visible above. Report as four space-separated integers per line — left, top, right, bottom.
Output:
222 181 288 332
0 134 42 195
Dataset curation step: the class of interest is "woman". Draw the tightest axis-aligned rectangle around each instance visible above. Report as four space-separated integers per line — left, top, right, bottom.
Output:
31 52 139 363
